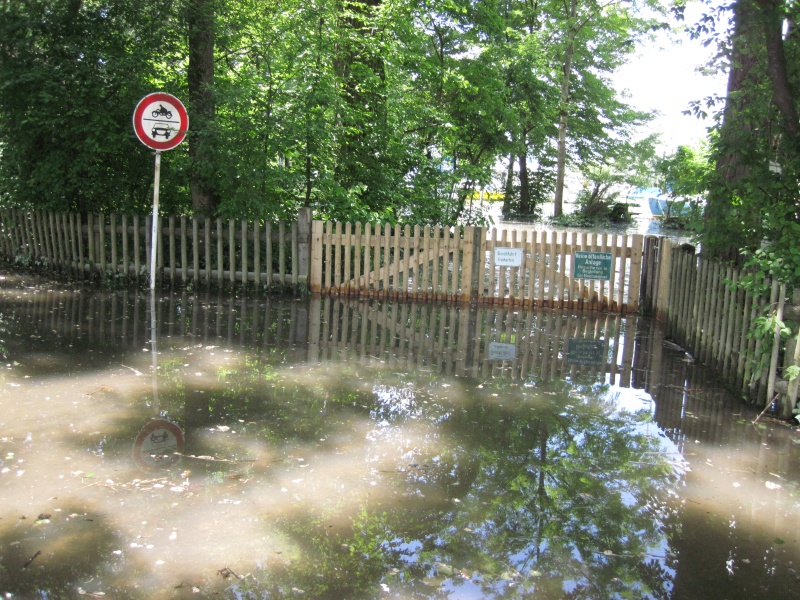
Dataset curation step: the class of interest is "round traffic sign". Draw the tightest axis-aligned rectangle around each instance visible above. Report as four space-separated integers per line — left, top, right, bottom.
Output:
132 92 189 151
132 418 185 469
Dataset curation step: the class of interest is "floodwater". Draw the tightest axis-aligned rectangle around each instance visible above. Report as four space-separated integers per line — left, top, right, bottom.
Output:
0 272 799 600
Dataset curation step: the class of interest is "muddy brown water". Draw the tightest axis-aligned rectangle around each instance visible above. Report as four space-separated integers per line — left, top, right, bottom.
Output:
0 271 798 599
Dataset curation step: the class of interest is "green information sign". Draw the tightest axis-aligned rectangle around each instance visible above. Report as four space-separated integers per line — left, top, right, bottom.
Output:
566 338 606 366
573 251 613 280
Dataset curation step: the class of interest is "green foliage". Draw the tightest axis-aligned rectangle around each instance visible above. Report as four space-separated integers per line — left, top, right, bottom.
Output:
656 143 712 201
690 1 800 276
0 0 665 225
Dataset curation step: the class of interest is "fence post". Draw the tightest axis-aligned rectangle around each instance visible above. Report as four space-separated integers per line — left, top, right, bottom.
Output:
297 207 311 285
469 226 484 304
309 219 323 294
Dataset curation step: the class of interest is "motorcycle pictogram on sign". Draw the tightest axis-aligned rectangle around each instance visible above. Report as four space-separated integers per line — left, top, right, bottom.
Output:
132 93 188 151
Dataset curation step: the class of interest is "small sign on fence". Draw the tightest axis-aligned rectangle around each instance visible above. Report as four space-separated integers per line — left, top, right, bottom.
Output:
494 247 523 267
573 251 613 280
488 341 517 361
566 338 606 366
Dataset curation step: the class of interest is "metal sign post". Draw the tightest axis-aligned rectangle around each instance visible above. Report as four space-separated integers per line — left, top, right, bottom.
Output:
150 151 161 291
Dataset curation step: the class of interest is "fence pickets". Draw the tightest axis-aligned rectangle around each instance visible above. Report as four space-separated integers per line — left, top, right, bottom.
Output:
0 208 646 312
655 238 800 414
311 221 644 312
0 208 308 288
4 206 800 415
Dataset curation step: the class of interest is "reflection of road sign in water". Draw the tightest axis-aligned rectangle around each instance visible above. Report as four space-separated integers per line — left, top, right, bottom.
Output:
132 419 184 468
566 338 606 366
132 92 188 151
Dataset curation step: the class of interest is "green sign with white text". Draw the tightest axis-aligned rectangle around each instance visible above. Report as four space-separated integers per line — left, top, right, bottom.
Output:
573 251 613 280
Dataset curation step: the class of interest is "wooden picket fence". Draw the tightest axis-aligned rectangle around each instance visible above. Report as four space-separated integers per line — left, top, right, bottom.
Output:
0 208 310 287
0 209 647 312
310 221 645 312
652 238 799 416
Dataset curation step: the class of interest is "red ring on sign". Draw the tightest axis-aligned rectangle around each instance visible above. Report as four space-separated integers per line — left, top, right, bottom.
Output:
132 92 189 151
132 418 184 469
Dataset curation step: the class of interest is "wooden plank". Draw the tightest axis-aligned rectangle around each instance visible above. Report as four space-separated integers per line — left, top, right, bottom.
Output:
363 222 372 296
627 235 644 313
193 218 200 283
392 224 401 298
292 221 299 286
67 213 78 274
205 218 212 286
308 221 323 294
240 220 248 284
431 225 442 301
765 280 783 405
486 228 498 304
615 234 627 313
409 225 421 300
18 211 31 258
401 224 411 299
382 223 391 298
93 211 103 269
726 270 744 382
598 233 609 310
460 226 474 304
110 214 118 273
181 216 188 284
145 215 152 280
509 229 519 305
228 219 236 284
704 262 722 366
558 230 569 309
343 221 352 296
352 222 363 296
168 216 176 284
654 238 674 321
266 221 274 283
715 266 733 371
157 215 164 277
86 213 95 270
254 218 261 287
216 218 224 284
121 215 129 276
547 230 557 308
498 228 509 304
279 220 287 285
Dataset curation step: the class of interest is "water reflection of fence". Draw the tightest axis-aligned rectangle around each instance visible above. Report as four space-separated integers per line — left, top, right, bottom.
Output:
308 298 638 386
0 289 310 361
0 289 638 385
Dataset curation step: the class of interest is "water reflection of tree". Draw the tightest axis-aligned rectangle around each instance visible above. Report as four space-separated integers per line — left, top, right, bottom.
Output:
376 378 680 599
202 358 680 599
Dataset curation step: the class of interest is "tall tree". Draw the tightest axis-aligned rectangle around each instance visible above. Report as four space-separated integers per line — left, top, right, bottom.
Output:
698 0 800 275
188 0 220 215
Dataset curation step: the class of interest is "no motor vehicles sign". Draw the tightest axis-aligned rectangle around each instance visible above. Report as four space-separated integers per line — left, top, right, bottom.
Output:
132 92 188 151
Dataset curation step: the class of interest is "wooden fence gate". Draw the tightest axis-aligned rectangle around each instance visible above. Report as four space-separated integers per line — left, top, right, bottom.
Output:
310 220 645 312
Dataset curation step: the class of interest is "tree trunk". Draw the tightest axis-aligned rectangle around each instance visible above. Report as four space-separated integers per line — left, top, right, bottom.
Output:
552 0 577 218
188 0 219 215
518 151 531 216
705 0 763 260
502 152 515 216
757 0 800 153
